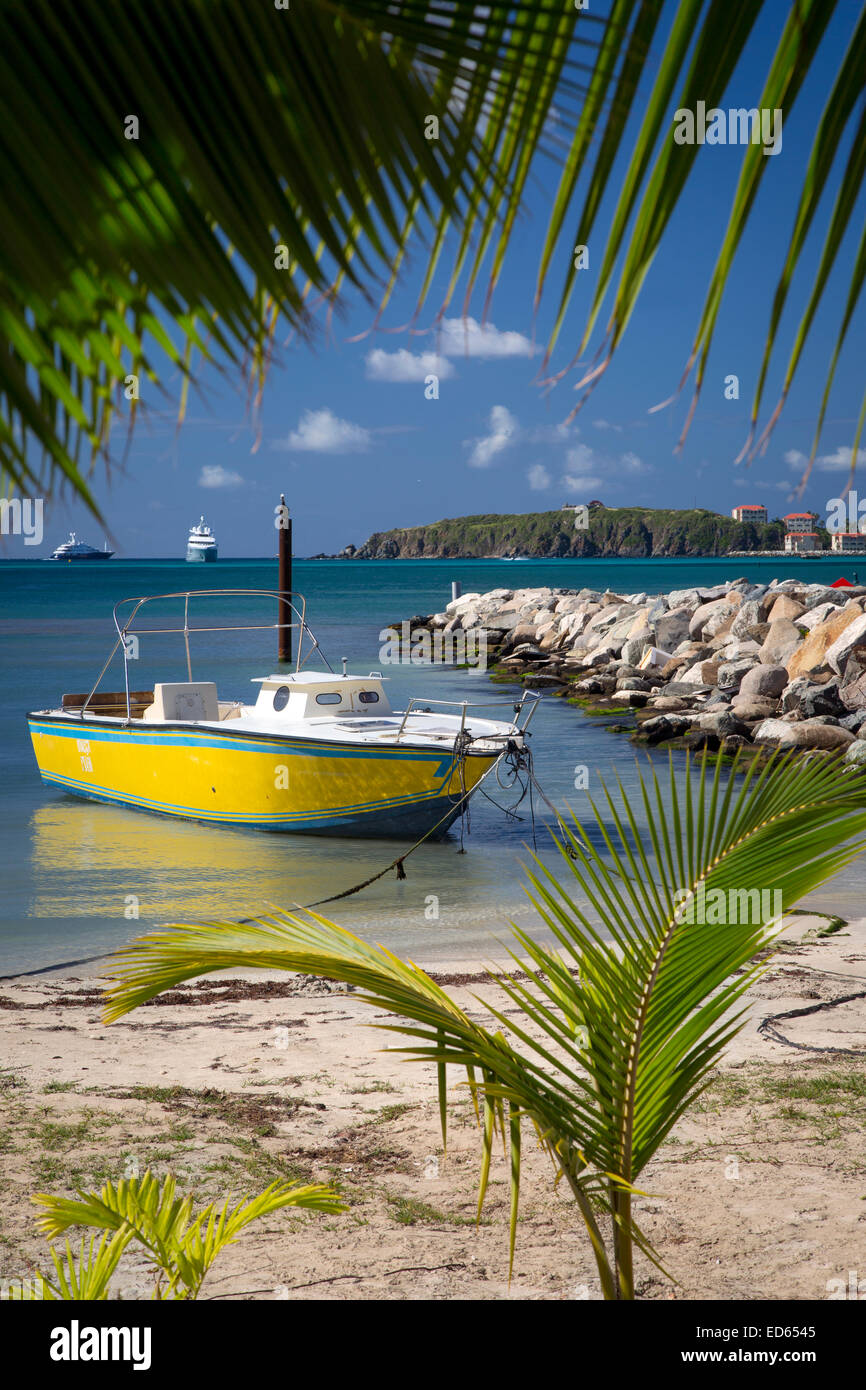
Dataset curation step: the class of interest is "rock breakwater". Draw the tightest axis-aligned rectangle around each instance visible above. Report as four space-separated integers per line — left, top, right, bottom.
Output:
403 579 866 761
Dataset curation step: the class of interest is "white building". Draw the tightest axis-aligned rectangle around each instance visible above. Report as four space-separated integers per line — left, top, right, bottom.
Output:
731 504 767 524
783 513 815 533
784 532 818 553
831 533 866 553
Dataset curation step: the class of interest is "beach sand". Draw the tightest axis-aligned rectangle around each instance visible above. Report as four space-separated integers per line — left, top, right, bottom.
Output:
1 915 864 1301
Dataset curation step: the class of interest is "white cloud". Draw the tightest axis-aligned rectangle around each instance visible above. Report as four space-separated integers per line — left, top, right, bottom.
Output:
276 408 371 454
199 464 244 489
465 404 518 468
365 348 455 382
564 444 597 475
561 443 647 495
620 451 648 474
592 418 623 433
527 464 551 491
734 477 792 491
814 446 866 472
562 473 603 492
368 317 534 385
786 445 866 472
565 443 647 478
435 316 535 359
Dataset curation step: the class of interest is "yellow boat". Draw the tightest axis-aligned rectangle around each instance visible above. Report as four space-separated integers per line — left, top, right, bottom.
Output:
27 589 539 839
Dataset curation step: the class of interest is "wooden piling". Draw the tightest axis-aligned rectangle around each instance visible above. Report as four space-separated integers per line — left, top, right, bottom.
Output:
278 493 292 664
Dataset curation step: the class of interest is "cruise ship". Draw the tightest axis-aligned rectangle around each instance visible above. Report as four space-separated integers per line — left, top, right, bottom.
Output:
186 517 218 562
48 533 114 561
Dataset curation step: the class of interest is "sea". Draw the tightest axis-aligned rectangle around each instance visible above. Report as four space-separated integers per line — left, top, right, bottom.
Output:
2 554 864 976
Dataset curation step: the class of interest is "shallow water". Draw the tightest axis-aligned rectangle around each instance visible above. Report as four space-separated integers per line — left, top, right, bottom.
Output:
1 555 862 974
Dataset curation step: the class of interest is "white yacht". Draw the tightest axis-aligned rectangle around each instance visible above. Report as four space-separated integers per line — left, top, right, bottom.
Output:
48 533 113 561
186 517 218 562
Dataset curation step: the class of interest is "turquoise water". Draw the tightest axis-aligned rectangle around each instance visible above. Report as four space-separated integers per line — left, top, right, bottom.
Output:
1 554 863 975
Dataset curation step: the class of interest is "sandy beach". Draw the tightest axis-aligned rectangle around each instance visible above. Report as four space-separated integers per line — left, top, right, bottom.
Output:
1 915 864 1302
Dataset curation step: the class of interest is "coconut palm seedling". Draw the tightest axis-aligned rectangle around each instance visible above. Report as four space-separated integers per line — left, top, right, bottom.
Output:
12 1170 344 1300
103 751 866 1300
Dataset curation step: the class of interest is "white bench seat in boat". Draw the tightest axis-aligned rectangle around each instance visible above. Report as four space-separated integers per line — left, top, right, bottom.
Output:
141 682 219 723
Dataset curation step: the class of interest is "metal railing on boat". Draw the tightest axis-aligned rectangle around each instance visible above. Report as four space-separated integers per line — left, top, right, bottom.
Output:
77 590 329 722
394 690 541 741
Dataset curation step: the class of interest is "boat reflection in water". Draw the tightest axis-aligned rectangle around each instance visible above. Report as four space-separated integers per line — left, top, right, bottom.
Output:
27 799 343 924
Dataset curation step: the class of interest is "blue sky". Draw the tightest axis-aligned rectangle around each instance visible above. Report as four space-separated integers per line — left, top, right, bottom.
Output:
27 2 866 557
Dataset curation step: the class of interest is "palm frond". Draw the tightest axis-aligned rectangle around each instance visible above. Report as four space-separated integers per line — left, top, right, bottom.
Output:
7 1 863 511
1 0 596 513
103 751 866 1296
15 1230 134 1301
34 1169 345 1299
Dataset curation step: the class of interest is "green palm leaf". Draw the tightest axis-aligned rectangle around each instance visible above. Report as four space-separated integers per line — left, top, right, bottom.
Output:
103 750 866 1298
13 1230 134 1301
6 2 864 511
0 0 595 515
33 1169 345 1299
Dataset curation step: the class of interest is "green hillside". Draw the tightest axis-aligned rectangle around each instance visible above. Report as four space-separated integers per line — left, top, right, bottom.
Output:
336 506 796 559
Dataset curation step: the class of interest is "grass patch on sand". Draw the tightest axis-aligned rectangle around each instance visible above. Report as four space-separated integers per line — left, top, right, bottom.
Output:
387 1196 478 1227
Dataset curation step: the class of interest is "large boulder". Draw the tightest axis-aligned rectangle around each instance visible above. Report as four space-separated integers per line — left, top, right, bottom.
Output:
585 603 632 636
838 654 866 711
716 638 763 662
844 741 866 766
738 664 789 700
768 579 809 602
780 676 820 714
730 597 772 641
798 602 840 631
716 658 758 693
554 595 586 616
663 588 696 610
768 594 807 623
502 621 542 651
622 635 649 667
694 711 750 739
654 605 694 651
731 696 781 721
759 618 802 668
704 601 742 640
799 678 847 720
445 591 483 614
664 680 713 698
680 659 721 686
689 598 737 640
786 601 862 679
638 715 691 745
825 611 866 676
804 587 851 610
753 719 855 751
607 612 643 651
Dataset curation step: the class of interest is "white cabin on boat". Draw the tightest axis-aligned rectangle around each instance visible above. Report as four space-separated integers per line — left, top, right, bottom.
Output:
251 672 391 720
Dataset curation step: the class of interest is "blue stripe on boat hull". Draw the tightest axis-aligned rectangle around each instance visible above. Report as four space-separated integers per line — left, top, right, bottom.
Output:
39 771 467 840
